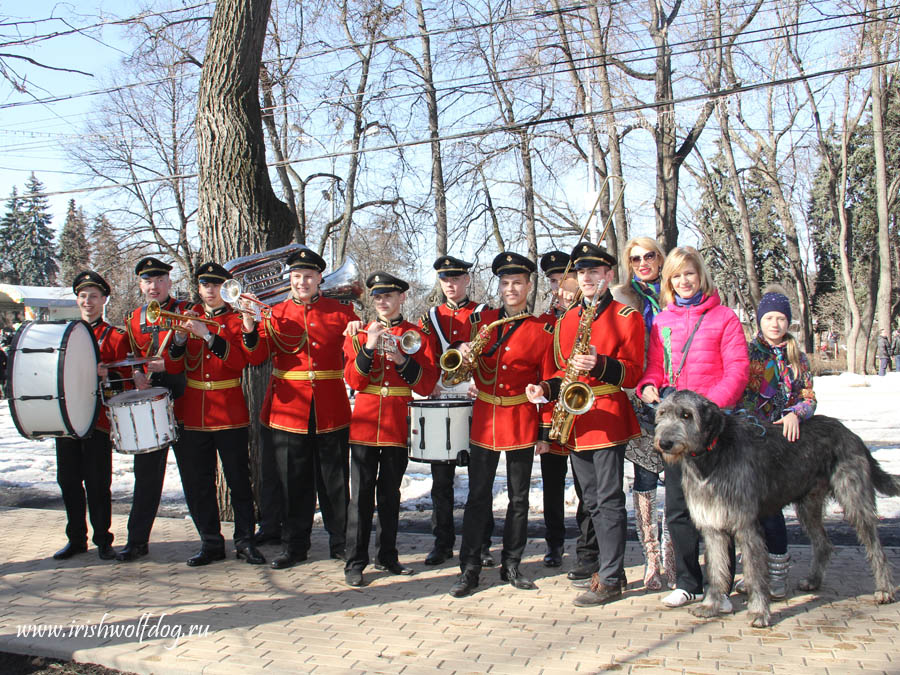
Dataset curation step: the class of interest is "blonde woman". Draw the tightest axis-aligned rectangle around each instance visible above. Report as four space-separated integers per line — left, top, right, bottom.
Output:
614 237 673 591
636 246 749 609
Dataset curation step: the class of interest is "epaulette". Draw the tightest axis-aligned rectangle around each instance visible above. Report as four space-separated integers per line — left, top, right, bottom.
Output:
617 306 637 317
419 314 432 334
543 323 554 334
470 311 482 325
113 327 126 335
340 300 351 305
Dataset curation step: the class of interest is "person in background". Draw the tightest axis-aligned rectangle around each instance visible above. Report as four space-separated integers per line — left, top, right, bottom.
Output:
739 287 817 598
892 329 900 373
637 246 749 610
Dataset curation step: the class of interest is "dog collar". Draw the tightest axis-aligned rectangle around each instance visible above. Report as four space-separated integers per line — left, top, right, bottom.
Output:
690 436 718 457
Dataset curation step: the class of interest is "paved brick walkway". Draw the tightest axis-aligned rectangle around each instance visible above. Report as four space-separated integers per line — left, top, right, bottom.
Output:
0 506 898 674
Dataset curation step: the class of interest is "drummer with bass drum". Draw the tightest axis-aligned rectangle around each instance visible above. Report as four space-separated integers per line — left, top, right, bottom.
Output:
342 272 439 587
117 256 191 562
417 255 494 568
168 262 268 567
53 271 130 561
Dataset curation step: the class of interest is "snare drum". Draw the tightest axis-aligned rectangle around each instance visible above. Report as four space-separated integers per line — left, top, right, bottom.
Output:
7 320 100 439
408 399 473 465
107 387 177 454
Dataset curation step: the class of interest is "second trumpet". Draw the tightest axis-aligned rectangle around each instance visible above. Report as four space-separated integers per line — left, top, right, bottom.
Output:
221 279 273 321
378 330 422 356
146 300 219 331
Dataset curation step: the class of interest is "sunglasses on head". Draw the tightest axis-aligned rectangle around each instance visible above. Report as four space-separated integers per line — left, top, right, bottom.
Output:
629 251 657 265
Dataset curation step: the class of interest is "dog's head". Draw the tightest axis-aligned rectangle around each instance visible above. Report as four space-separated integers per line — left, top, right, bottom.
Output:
653 390 726 463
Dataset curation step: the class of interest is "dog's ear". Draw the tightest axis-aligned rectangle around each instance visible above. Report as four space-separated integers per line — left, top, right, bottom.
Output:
700 396 726 447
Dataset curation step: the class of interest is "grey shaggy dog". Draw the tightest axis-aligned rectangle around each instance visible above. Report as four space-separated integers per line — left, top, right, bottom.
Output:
654 390 899 627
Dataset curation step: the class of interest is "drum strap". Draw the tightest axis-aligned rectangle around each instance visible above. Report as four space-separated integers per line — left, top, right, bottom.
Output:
97 324 112 348
430 302 486 353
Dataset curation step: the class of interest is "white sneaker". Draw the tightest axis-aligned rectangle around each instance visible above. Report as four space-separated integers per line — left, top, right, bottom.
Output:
662 588 699 607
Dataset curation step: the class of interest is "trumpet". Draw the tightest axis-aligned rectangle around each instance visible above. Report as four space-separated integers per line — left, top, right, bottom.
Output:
146 300 220 331
221 278 273 322
378 330 422 356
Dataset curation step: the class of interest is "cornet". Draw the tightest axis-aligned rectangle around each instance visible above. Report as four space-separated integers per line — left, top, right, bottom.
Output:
146 300 220 332
221 278 273 322
378 330 422 356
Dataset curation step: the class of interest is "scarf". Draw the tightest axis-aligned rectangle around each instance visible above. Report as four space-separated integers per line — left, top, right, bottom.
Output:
630 276 661 331
674 290 704 307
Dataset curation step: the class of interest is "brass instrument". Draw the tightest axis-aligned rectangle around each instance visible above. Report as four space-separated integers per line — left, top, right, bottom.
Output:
146 300 219 331
378 329 422 356
548 279 608 445
440 313 528 386
221 278 273 322
223 244 363 304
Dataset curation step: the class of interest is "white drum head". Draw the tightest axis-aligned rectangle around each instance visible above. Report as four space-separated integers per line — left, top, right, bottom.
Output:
62 321 101 437
107 387 169 406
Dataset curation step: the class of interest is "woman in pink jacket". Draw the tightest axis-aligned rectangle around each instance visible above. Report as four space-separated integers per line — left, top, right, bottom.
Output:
637 246 749 610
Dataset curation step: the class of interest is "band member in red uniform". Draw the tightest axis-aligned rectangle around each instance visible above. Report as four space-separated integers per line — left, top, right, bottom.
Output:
52 271 129 561
244 248 359 569
117 257 190 562
418 255 494 567
167 262 267 567
536 252 599 572
342 272 439 587
527 242 645 606
448 252 553 598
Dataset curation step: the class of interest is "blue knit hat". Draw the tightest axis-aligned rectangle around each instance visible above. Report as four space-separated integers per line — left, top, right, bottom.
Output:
757 291 792 327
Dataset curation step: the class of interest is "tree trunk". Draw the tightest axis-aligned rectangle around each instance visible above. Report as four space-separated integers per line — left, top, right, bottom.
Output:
196 0 294 521
870 60 893 336
196 0 294 258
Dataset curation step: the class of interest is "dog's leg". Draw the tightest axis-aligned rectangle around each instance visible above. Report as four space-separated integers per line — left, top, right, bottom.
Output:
795 490 831 592
735 526 771 627
690 529 732 619
832 464 896 604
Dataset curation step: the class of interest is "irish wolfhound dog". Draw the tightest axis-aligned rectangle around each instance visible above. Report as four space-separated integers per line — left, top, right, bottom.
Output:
654 390 899 627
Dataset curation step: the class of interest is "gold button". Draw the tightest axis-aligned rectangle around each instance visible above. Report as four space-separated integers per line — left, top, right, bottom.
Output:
309 371 317 380
380 386 389 396
502 365 507 370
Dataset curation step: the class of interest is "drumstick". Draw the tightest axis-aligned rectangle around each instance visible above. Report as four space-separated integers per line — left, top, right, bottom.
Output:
156 329 173 359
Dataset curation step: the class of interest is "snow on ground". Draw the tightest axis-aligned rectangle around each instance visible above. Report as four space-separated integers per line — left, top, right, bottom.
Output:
1 373 898 519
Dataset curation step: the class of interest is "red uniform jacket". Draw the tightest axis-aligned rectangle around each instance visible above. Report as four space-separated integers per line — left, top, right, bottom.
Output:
124 296 192 421
343 318 439 447
168 304 267 431
419 298 487 356
253 294 359 434
468 308 553 452
92 319 130 433
541 293 645 451
536 308 569 457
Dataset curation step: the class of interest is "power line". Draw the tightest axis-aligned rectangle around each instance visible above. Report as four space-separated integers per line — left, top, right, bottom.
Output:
20 54 898 201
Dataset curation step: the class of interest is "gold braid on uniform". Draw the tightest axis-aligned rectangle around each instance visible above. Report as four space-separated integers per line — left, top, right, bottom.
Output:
264 315 308 354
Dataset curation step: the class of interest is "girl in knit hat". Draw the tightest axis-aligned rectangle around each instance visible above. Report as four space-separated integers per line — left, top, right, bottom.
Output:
739 286 818 598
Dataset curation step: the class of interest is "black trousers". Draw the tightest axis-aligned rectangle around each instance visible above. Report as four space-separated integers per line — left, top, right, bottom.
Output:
55 431 114 547
571 454 599 564
431 463 493 553
459 446 533 573
664 459 735 594
174 427 255 551
126 444 170 546
539 452 598 557
345 444 408 571
570 445 626 587
257 425 284 535
267 410 349 555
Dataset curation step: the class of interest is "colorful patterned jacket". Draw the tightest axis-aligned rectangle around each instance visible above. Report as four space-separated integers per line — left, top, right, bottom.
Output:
741 334 816 424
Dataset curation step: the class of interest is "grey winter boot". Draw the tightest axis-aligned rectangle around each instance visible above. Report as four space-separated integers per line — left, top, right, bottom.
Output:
633 489 663 591
767 552 791 599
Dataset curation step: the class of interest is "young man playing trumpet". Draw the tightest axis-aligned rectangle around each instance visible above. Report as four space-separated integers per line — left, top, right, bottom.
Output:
342 272 439 587
449 252 553 598
168 262 267 567
526 242 644 606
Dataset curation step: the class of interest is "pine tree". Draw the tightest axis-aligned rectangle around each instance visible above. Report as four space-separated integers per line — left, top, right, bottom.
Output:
0 187 26 283
57 199 92 285
18 173 59 285
90 214 136 324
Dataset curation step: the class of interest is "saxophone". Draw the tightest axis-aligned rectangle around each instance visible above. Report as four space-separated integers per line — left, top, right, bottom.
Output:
548 281 607 445
440 313 529 386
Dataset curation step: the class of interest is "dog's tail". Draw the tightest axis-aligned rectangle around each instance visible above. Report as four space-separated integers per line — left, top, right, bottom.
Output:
868 454 900 497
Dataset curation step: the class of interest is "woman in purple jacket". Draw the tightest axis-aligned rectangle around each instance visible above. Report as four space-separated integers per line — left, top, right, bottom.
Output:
637 247 749 609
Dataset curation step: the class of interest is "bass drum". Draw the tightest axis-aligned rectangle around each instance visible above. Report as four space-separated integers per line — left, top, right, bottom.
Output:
408 399 473 466
7 320 100 439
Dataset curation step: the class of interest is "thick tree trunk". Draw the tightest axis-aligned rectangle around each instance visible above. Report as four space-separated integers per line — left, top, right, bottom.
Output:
196 0 294 259
196 0 294 521
870 63 893 335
